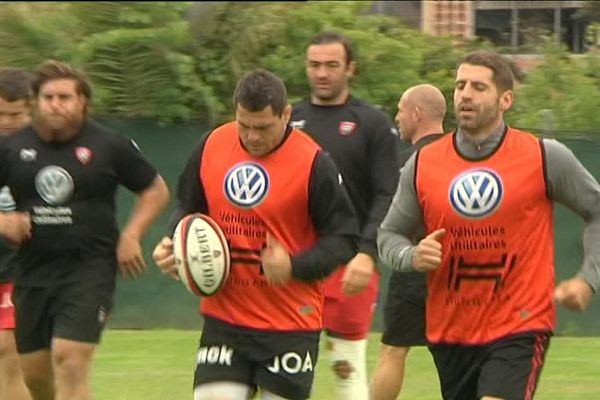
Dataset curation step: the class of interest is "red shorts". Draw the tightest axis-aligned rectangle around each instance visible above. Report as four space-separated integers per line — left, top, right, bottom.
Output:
322 266 379 340
0 282 16 330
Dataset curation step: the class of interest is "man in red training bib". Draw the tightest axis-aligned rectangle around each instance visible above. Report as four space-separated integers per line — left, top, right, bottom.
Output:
378 49 600 400
153 69 359 400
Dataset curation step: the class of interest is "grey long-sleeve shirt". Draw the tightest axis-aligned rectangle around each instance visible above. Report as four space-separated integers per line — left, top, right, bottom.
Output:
378 124 600 292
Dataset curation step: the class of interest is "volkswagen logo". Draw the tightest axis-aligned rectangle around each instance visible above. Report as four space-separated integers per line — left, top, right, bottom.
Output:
449 168 503 219
35 166 74 205
224 162 269 208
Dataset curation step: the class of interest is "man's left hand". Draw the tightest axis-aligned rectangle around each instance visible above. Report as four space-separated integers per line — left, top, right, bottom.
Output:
555 277 594 312
341 253 376 296
117 233 147 279
261 232 292 285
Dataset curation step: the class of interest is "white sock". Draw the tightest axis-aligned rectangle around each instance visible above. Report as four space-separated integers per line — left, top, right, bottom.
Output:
328 337 369 400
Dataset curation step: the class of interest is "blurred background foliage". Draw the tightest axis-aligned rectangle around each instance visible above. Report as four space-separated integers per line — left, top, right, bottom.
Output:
0 1 599 133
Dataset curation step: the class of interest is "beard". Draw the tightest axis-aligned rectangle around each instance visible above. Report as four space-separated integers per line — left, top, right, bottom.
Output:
311 81 346 104
34 111 85 143
456 101 500 135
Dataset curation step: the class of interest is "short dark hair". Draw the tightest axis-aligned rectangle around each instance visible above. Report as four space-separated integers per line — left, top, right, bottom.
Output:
0 68 33 102
309 31 354 65
457 50 514 92
32 60 93 100
233 69 287 116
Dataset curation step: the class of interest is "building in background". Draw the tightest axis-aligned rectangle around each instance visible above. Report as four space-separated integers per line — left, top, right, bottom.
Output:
374 1 588 53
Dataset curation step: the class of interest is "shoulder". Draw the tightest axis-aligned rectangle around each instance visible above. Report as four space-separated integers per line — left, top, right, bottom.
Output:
292 99 311 113
0 126 36 149
540 137 576 162
348 97 389 121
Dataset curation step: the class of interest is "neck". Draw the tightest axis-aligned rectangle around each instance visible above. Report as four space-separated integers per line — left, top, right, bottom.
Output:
311 89 350 106
411 123 444 144
460 118 504 142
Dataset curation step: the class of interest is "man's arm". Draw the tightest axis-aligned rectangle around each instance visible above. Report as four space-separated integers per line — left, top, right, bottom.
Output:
377 153 425 272
359 116 401 259
167 139 210 234
544 139 600 305
289 151 359 282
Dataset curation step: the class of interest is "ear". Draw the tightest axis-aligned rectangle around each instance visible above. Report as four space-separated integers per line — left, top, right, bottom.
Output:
412 106 422 122
346 61 356 79
282 104 292 123
499 90 513 112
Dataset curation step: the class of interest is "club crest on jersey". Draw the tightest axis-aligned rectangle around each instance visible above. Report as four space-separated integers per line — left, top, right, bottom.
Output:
339 121 357 136
449 168 503 219
75 147 93 165
224 162 269 208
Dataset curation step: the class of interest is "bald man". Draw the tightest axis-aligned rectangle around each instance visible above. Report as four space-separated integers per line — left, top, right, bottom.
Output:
370 84 446 400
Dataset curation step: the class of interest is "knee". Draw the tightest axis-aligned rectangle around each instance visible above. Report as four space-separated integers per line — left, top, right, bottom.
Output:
331 359 355 380
379 345 410 364
52 346 89 377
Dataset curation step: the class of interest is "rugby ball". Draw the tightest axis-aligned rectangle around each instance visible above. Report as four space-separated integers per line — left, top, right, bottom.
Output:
172 214 230 296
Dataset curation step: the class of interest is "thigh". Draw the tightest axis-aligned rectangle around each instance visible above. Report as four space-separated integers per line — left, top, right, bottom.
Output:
429 343 485 400
381 274 427 347
323 269 378 339
0 281 15 330
253 330 320 400
13 286 53 353
52 279 115 344
194 318 254 389
478 332 551 400
194 382 254 400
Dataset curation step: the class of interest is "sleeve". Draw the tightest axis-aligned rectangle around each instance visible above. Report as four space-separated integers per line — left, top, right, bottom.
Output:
359 114 401 258
0 137 9 187
167 136 210 235
113 135 158 192
290 151 359 282
377 152 425 272
543 139 600 292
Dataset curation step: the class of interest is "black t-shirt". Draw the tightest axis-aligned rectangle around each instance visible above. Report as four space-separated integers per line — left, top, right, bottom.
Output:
0 120 158 286
291 96 401 259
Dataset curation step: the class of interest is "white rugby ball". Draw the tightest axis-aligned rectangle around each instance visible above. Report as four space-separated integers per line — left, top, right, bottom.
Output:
172 213 230 297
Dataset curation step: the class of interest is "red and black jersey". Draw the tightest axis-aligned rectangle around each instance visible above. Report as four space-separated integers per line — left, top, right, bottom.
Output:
416 128 554 344
291 97 400 259
0 120 158 286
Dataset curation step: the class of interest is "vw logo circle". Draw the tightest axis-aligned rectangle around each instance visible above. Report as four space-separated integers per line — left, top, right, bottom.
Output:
35 166 74 205
224 162 269 208
449 168 503 219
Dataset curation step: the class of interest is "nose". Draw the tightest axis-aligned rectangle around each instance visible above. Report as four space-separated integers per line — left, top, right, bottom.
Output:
245 129 262 143
47 96 62 110
315 65 329 78
460 84 473 100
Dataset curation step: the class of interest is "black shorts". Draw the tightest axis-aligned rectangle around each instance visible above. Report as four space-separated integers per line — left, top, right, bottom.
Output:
381 271 427 347
429 331 551 400
194 316 320 400
13 278 115 353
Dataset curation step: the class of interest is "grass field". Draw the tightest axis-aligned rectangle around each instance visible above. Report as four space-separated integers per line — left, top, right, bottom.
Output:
91 330 600 399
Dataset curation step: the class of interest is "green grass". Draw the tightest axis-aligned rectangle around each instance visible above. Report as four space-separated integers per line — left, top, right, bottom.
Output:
91 330 600 399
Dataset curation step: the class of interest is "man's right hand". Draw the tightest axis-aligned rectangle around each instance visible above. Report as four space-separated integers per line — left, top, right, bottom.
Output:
0 212 31 244
152 236 178 280
412 228 446 272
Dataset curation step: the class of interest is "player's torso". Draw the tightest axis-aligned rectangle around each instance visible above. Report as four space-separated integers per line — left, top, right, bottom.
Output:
199 123 323 331
416 129 555 344
291 100 373 217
